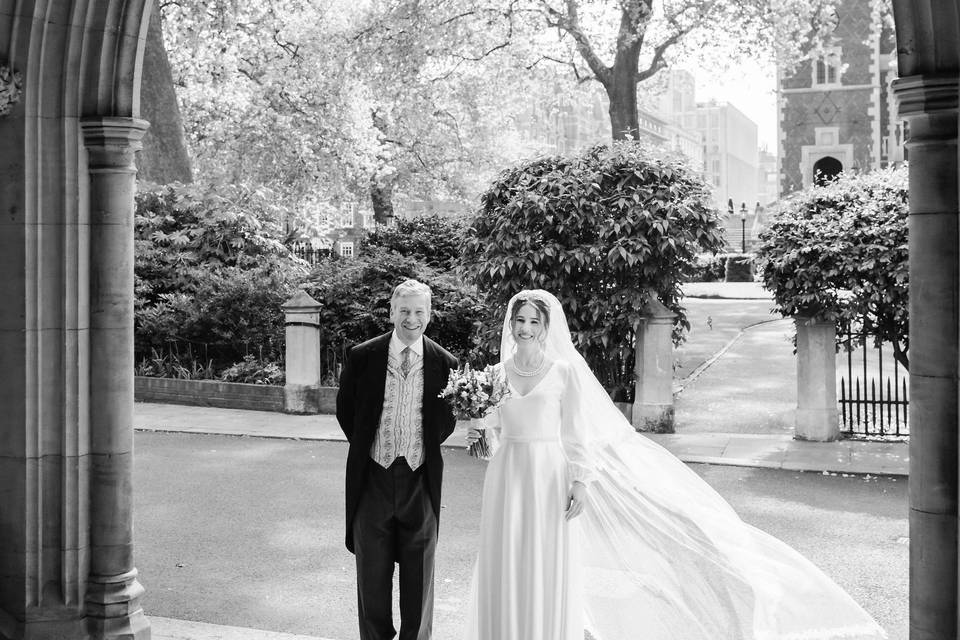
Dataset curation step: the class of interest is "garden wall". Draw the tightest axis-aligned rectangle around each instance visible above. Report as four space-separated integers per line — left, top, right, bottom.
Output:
134 377 338 414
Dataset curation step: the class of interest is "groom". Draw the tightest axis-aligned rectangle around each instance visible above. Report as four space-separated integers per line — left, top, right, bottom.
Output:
336 278 458 640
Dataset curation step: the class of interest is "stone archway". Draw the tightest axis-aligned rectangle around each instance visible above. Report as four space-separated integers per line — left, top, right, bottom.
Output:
889 2 960 639
812 155 843 185
0 2 152 639
0 1 958 639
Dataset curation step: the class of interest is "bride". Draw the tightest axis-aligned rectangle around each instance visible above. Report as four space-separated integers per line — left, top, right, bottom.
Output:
464 289 887 640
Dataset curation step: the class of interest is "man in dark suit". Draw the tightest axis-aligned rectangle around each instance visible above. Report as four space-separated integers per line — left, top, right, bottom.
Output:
336 279 458 640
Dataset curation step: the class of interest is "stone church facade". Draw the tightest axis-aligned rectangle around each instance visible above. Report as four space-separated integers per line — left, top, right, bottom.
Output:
778 0 900 195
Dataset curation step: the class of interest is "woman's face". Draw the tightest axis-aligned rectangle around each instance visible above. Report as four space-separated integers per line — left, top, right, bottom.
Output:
512 303 545 345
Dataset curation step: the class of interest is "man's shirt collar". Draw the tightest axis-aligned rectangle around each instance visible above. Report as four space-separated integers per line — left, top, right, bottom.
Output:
390 331 424 357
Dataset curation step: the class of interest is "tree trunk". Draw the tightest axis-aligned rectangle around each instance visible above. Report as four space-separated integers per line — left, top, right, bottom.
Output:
605 72 639 141
370 181 395 225
137 0 193 184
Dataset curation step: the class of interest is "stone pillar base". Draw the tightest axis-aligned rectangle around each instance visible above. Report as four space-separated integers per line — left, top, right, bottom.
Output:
0 611 86 640
284 384 319 414
85 571 150 640
632 403 675 433
795 408 840 442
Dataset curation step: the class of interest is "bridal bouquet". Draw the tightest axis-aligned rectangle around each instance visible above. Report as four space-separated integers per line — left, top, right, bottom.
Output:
439 363 509 458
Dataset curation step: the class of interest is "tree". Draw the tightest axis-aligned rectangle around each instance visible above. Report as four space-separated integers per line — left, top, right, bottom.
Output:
755 165 909 369
158 1 535 224
464 141 724 398
346 1 541 222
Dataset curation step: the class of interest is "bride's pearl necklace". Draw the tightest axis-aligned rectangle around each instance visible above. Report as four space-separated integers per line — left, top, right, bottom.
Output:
511 352 547 377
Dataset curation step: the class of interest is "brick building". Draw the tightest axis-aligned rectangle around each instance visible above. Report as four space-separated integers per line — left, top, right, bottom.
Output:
778 0 900 195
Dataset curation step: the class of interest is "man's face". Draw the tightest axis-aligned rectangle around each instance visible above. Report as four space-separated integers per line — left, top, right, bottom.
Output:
391 294 430 344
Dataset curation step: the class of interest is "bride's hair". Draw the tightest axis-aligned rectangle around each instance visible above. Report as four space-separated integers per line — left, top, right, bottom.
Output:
509 294 551 334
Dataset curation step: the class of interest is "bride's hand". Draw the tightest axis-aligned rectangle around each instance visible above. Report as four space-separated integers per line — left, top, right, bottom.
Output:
565 481 587 521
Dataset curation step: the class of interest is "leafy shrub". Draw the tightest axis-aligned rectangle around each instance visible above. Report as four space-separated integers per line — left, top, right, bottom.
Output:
685 253 727 282
301 246 490 366
723 254 754 282
135 181 306 375
362 214 468 270
464 142 725 397
220 355 286 385
756 166 909 368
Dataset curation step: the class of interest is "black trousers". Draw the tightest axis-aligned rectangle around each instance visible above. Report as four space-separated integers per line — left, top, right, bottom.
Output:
353 457 437 640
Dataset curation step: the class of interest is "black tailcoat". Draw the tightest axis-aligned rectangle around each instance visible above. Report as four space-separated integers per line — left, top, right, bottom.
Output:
336 332 458 553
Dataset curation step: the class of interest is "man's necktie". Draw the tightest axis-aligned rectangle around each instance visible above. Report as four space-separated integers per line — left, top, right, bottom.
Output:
401 346 412 378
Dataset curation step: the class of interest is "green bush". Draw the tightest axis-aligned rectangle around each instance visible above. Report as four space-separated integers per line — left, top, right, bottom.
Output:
135 181 306 377
723 254 754 282
464 142 725 398
685 253 727 282
301 246 491 366
362 215 468 270
756 166 909 368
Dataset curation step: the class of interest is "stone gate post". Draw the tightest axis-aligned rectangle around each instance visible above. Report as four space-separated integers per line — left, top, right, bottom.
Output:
794 316 839 441
282 290 322 414
632 297 677 433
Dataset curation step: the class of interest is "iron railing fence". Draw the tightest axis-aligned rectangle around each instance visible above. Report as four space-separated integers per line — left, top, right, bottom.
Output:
838 326 909 438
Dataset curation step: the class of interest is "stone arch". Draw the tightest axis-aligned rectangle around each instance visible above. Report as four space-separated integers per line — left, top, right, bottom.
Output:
889 1 960 639
0 1 958 639
812 156 842 185
0 2 152 639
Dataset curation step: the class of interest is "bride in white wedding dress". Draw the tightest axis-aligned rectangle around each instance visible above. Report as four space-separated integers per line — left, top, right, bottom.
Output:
464 290 887 640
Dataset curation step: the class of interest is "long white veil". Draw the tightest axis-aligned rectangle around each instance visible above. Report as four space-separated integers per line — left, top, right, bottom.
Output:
500 290 886 640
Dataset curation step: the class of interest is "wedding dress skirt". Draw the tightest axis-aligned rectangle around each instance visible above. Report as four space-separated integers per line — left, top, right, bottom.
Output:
464 361 588 640
462 360 886 640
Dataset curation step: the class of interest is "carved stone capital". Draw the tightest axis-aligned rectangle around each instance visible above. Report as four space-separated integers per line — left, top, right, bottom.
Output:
0 63 23 116
80 117 150 172
892 74 959 119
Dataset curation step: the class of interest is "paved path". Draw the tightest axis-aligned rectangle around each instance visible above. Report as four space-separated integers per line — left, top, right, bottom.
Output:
134 401 909 478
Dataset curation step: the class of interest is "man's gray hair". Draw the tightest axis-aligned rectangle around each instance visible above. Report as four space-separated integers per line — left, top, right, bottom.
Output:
391 279 432 308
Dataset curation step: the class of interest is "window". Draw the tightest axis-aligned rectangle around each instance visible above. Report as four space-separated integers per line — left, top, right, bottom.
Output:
339 241 354 258
813 48 842 87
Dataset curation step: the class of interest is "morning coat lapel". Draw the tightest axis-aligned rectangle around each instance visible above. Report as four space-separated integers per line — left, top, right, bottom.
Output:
421 337 442 408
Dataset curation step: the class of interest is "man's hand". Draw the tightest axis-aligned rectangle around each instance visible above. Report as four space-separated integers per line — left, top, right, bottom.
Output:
565 480 587 521
465 425 484 445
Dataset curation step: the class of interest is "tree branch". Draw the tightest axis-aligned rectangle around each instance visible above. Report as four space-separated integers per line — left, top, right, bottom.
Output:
540 0 611 86
526 55 596 84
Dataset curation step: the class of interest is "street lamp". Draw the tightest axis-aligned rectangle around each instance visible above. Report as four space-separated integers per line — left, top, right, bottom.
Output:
740 202 747 253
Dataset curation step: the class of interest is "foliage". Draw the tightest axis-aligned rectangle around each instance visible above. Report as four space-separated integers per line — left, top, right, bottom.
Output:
755 165 909 368
723 254 755 282
362 215 468 270
158 1 537 222
220 355 286 385
300 246 491 365
464 141 725 398
135 181 305 374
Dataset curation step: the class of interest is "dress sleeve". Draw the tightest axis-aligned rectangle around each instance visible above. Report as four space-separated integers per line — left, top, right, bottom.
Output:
560 360 595 484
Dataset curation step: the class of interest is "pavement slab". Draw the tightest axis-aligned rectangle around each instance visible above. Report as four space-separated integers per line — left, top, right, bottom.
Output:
151 617 333 640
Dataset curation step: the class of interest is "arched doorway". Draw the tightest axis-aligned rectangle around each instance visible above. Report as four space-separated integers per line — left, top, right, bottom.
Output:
0 1 957 639
813 156 843 185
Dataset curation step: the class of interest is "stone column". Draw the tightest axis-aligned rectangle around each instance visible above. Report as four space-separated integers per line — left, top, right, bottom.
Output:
632 297 677 433
794 316 839 441
282 290 322 414
81 117 151 640
891 74 959 640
